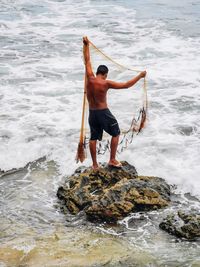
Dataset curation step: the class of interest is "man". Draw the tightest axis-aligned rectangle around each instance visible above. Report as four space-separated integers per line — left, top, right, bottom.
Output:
83 36 146 169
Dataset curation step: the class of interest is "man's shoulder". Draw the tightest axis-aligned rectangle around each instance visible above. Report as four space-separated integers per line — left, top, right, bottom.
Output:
88 76 96 81
106 79 113 88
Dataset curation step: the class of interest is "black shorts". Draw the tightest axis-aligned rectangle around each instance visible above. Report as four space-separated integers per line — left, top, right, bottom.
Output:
89 108 120 141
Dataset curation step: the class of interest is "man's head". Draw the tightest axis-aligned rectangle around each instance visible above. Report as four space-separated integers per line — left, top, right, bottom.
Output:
96 65 109 79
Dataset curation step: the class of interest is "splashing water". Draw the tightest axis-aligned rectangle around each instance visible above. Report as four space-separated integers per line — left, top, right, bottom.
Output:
0 0 200 266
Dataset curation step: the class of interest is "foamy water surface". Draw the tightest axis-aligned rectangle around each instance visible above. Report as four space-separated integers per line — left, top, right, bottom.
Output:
1 0 199 195
0 1 200 266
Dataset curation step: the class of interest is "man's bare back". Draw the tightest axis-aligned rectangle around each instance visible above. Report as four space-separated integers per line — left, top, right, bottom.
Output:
87 76 109 110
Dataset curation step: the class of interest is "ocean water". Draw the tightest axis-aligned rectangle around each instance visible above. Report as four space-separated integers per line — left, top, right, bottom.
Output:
0 0 199 196
0 1 200 266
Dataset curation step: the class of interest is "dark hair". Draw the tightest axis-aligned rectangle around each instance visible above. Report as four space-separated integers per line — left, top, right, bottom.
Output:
96 65 109 75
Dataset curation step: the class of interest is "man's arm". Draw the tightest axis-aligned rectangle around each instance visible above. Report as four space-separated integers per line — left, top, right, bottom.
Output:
83 36 94 78
107 71 146 89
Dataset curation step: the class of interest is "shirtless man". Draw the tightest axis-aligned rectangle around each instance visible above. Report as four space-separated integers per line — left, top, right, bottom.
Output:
83 36 146 169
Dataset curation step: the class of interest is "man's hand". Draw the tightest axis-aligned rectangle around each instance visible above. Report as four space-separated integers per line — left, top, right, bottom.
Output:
83 36 89 46
140 71 147 78
83 36 94 77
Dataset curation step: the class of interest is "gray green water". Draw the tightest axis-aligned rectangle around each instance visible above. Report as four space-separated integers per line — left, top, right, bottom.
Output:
0 0 200 266
0 159 200 266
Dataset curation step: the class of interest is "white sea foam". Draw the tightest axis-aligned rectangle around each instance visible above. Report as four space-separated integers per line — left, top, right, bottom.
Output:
0 0 200 196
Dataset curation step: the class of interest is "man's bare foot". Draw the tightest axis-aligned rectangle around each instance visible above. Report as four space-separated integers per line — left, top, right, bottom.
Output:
92 164 99 170
108 159 122 168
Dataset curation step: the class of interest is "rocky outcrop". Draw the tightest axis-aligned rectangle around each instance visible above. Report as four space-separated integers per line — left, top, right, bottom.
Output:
57 161 171 222
159 211 200 239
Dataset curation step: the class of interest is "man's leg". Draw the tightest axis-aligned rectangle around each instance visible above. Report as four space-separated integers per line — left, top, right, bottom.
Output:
108 135 121 166
99 109 121 167
89 140 99 169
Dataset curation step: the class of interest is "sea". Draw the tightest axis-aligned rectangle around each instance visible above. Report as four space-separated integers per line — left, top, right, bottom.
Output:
0 0 200 266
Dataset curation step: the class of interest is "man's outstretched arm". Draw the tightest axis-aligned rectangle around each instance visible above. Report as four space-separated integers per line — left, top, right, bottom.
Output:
83 36 94 78
107 71 146 89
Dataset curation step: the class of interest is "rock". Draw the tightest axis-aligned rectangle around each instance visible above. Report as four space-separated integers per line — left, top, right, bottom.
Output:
159 211 200 239
57 161 170 222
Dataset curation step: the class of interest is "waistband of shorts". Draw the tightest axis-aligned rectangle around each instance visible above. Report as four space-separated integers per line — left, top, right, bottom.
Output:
89 108 109 112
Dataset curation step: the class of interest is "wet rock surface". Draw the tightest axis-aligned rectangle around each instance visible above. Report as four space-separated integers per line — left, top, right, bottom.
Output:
57 161 171 222
159 211 200 240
